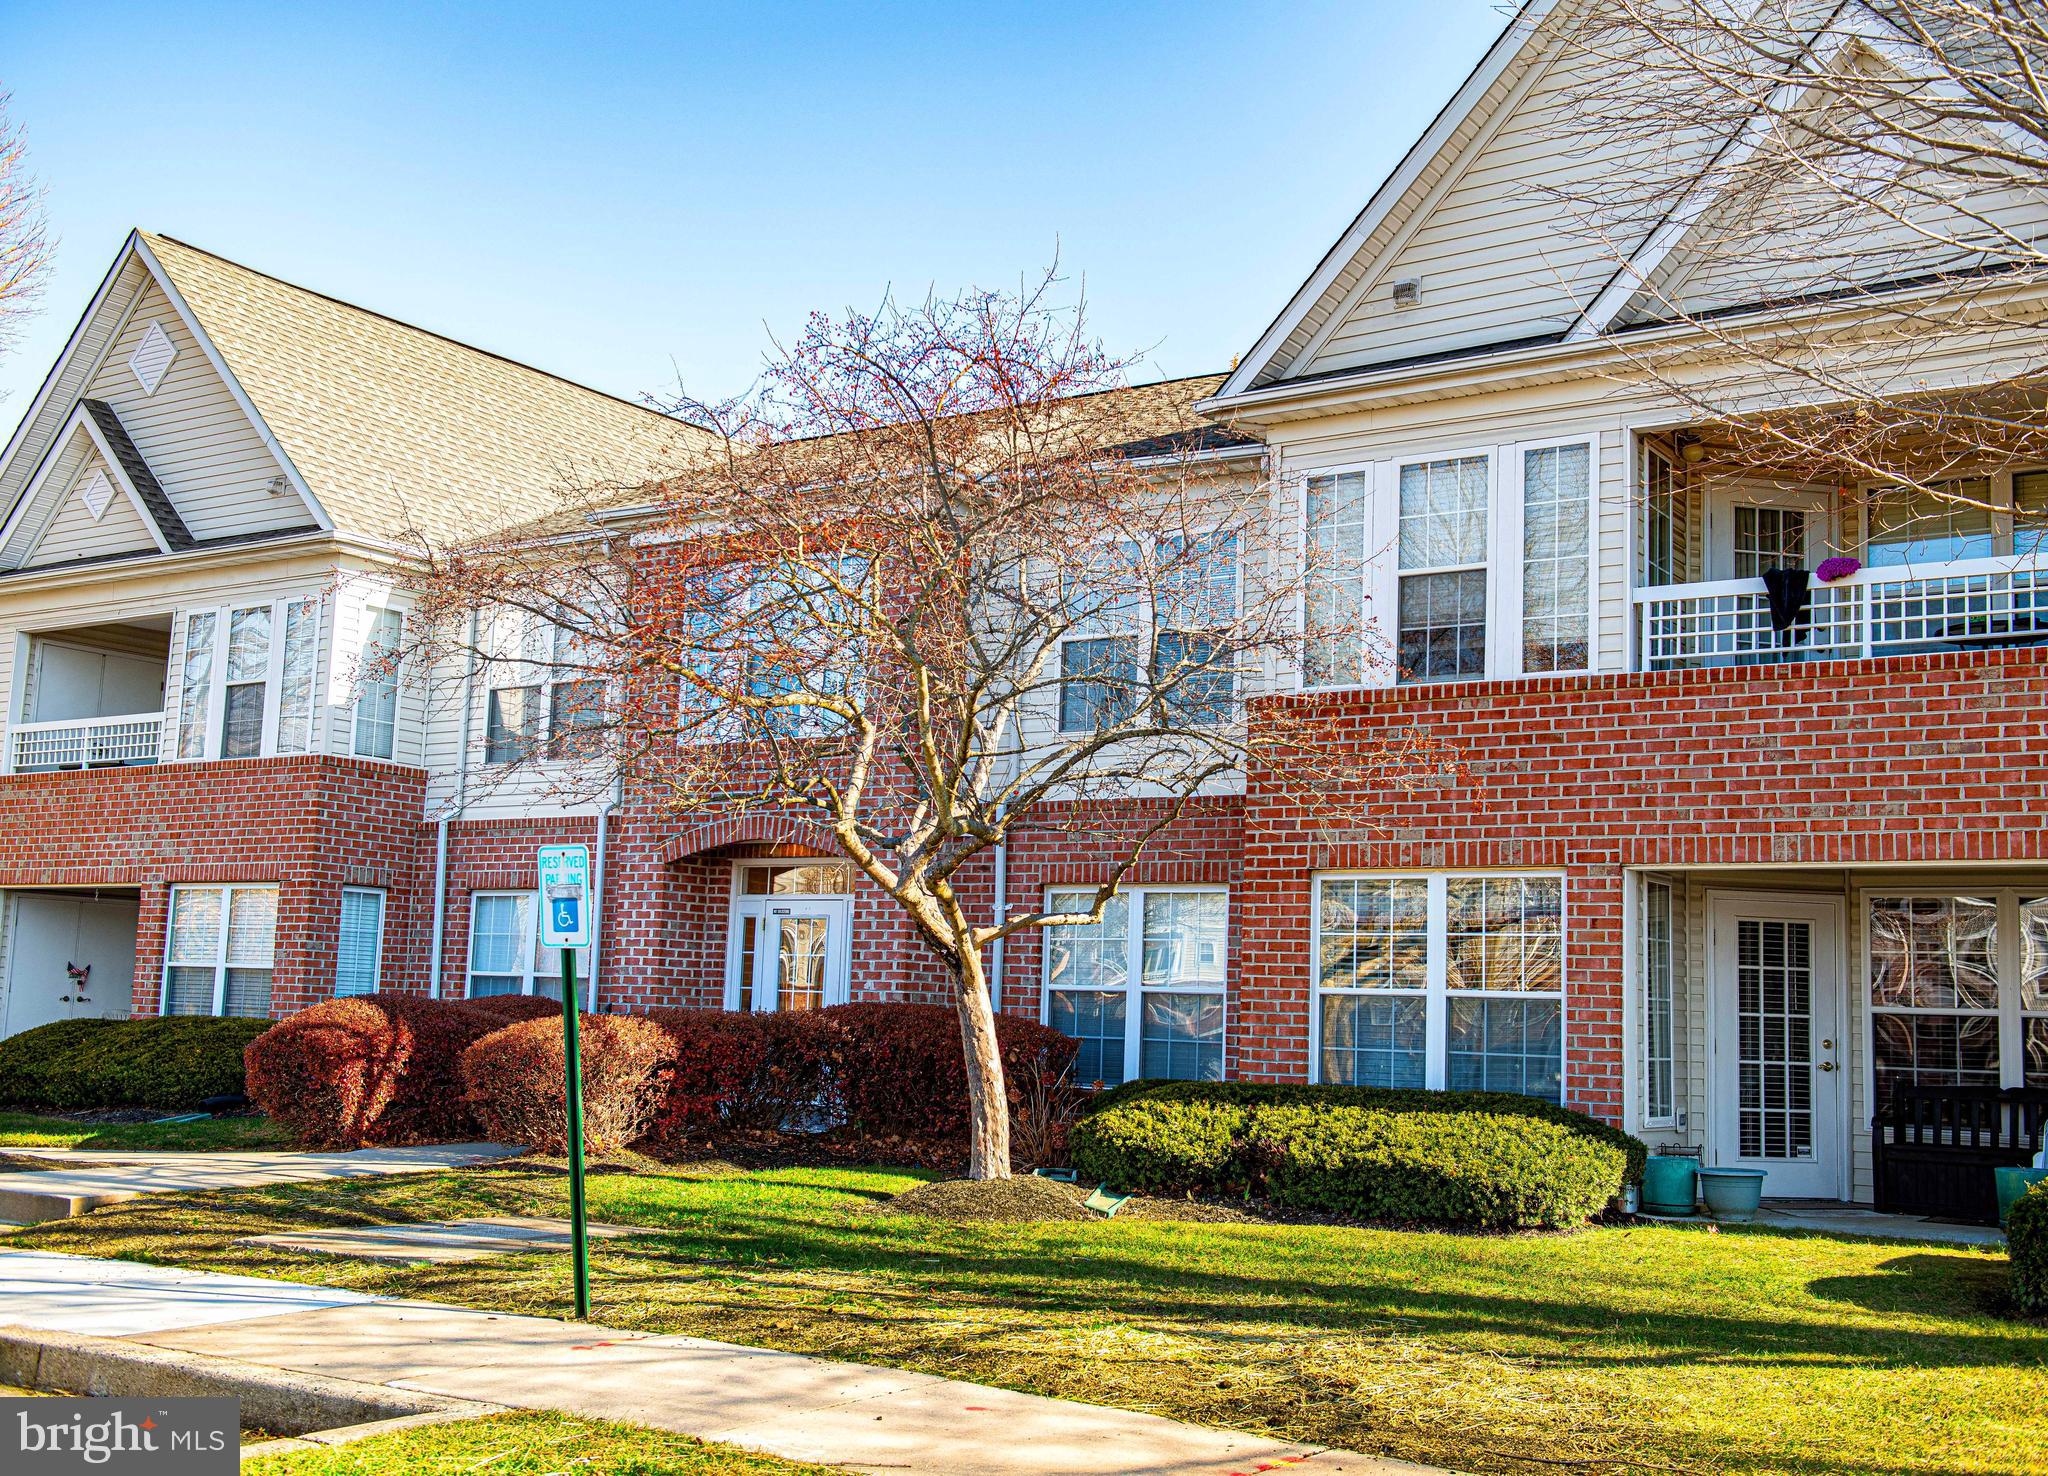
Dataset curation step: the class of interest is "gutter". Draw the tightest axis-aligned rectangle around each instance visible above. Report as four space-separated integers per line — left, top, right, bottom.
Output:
427 609 481 999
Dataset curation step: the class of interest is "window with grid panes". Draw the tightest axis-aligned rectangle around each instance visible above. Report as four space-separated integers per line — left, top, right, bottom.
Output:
1044 888 1225 1086
1396 456 1489 682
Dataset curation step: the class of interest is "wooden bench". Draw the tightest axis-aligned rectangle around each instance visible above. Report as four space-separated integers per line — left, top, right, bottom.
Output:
1873 1085 2048 1223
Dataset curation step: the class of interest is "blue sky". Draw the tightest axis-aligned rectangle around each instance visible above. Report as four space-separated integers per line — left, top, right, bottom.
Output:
0 1 1509 418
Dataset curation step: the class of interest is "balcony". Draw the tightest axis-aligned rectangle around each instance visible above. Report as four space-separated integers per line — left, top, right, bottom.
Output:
6 711 166 774
1636 556 2048 671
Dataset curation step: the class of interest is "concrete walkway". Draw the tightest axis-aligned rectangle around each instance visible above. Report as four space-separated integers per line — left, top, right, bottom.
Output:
0 1144 522 1225
0 1249 1430 1476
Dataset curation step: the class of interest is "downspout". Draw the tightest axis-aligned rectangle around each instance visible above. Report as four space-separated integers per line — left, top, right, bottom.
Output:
587 775 622 1012
427 610 482 999
988 800 1009 1006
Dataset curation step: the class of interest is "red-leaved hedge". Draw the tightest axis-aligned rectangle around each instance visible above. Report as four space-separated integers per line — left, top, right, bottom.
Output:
464 993 567 1025
460 1013 668 1154
643 1009 835 1141
821 1002 1077 1139
244 994 511 1148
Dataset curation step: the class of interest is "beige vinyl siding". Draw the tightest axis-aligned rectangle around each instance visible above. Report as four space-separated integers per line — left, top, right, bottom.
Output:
80 283 311 543
0 256 153 520
24 454 161 568
1293 41 1705 382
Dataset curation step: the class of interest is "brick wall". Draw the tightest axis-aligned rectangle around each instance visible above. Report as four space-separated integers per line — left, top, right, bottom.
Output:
0 757 426 1018
1238 646 2048 1122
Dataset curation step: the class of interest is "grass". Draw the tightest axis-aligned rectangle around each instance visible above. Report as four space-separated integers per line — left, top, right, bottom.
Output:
256 1411 837 1474
0 1112 292 1152
9 1160 2044 1476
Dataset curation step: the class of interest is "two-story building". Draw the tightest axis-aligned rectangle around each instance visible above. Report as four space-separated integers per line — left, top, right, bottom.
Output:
3 0 2043 1211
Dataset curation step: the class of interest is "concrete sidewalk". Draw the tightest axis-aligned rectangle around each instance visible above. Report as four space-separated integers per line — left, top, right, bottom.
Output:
0 1143 522 1224
0 1249 1433 1476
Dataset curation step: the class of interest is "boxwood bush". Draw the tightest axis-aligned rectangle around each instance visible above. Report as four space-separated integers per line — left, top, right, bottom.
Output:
2011 1181 2048 1316
1069 1081 1640 1230
0 1016 272 1111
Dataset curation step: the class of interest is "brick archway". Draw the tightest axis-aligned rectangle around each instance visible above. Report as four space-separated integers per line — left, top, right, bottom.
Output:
654 814 839 867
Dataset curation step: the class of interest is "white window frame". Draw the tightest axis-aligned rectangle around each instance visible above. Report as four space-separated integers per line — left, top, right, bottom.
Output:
1298 438 1600 692
335 886 386 998
1051 532 1243 734
1641 876 1677 1128
161 882 278 1017
1309 871 1569 1097
1861 887 2047 1109
466 889 592 1007
483 614 604 765
349 605 404 761
1040 884 1229 1084
172 596 322 762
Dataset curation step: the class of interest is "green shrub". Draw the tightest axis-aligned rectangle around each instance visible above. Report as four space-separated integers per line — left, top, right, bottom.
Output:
0 1016 272 1111
1250 1104 1627 1231
1079 1080 1647 1184
2011 1182 2048 1316
1069 1082 1640 1231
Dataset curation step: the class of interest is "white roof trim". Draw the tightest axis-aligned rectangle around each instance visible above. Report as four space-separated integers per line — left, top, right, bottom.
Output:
0 402 173 557
1216 0 1564 398
131 235 335 533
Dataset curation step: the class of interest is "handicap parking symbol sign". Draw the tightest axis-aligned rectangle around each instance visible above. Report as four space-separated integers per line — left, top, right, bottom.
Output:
537 845 592 948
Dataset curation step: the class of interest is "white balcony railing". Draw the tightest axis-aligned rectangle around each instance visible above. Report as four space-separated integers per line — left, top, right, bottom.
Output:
1635 556 2048 671
4 711 166 774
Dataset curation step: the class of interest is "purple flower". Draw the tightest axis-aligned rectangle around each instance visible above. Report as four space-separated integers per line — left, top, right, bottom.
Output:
1815 556 1862 583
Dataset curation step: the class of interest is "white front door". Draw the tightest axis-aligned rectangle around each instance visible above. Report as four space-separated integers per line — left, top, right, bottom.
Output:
1706 486 1837 581
2 893 140 1036
1708 894 1846 1199
725 897 851 1012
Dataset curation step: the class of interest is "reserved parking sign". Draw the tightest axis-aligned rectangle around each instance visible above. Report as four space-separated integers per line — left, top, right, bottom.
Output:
538 844 591 949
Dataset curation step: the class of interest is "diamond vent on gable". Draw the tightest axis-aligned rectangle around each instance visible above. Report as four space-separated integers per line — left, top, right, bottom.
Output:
127 320 177 395
78 468 115 522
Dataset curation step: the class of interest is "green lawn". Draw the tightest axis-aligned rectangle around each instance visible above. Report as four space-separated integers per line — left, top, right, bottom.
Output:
9 1161 2042 1476
0 1112 292 1152
250 1410 833 1474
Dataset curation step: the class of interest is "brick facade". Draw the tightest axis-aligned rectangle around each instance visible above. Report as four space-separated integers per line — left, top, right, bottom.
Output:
13 647 2047 1133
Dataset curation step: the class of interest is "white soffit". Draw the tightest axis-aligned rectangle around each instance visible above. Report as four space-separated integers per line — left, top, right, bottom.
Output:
127 320 177 395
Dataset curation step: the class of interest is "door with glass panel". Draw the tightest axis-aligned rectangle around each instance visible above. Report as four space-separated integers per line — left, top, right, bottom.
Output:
1708 895 1844 1198
725 862 852 1012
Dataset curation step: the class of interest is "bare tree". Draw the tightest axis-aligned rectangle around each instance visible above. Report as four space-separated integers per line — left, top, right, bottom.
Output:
397 277 1448 1179
0 93 51 376
1543 0 2048 522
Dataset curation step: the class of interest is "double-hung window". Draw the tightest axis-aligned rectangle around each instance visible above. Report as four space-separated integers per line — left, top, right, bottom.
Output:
1397 457 1490 682
484 614 605 764
1054 535 1237 733
335 887 386 997
352 608 403 759
1868 893 2047 1099
1314 873 1565 1101
1043 886 1227 1086
1643 445 1679 588
174 597 322 761
163 883 278 1017
467 891 590 1001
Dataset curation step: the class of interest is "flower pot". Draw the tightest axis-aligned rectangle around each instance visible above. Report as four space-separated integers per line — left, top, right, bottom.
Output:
1641 1154 1700 1216
1697 1167 1766 1223
1994 1166 2048 1227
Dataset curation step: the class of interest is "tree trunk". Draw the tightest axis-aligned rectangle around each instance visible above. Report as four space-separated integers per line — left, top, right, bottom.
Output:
952 945 1012 1180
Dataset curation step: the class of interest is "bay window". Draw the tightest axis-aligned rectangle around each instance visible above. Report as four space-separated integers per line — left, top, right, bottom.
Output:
171 596 322 761
1869 893 2046 1099
352 607 402 759
1314 872 1566 1101
1302 438 1592 688
1044 886 1227 1087
163 883 277 1017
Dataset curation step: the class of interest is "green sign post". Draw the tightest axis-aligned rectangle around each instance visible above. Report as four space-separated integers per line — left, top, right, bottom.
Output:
539 844 593 1321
